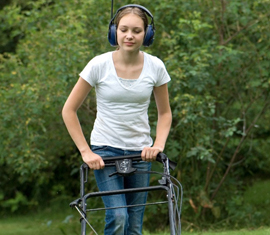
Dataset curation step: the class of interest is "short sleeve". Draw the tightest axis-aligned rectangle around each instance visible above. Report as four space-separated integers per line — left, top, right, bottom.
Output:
154 58 171 87
79 56 100 87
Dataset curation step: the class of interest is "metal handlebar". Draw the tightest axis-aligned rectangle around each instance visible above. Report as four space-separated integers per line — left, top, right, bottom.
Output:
82 152 177 171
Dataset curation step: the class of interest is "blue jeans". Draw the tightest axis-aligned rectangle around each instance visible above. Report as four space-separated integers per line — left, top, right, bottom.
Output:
91 145 151 235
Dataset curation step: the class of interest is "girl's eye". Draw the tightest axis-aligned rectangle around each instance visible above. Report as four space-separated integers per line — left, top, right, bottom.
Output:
118 28 143 34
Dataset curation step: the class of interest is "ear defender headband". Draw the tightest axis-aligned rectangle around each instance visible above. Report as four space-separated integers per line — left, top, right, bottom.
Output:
108 4 155 47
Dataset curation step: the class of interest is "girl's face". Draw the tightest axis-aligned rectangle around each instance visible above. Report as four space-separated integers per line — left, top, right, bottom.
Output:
117 13 145 52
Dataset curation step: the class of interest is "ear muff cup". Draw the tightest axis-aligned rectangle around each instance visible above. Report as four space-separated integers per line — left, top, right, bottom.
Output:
143 25 155 47
108 4 155 47
108 24 117 47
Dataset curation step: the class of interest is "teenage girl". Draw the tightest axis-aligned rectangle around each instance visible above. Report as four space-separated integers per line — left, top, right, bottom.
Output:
62 4 172 235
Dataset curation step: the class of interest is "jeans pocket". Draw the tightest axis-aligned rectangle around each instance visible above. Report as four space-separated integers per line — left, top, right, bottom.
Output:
91 145 108 152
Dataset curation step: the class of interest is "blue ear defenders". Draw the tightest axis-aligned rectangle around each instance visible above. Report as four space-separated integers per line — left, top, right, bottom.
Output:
108 4 155 47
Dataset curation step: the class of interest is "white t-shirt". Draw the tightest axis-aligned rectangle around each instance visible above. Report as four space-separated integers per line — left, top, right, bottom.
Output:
79 51 171 151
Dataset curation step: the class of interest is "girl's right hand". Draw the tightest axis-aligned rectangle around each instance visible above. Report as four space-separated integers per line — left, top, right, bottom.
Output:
82 151 105 170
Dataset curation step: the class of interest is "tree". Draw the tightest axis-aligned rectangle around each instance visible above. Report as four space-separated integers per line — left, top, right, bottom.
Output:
0 0 111 211
148 0 270 228
1 0 270 230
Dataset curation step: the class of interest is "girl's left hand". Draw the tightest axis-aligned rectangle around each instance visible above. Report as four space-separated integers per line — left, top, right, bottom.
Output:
141 146 163 162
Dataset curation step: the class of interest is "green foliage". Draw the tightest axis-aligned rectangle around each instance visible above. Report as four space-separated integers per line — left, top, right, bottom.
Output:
1 191 29 212
246 181 270 205
0 0 109 212
0 0 270 231
147 0 270 229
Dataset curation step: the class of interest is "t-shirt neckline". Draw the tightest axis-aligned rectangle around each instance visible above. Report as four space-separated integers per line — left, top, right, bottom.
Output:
110 51 146 89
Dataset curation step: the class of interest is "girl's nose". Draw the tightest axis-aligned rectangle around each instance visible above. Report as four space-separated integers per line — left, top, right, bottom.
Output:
126 31 134 40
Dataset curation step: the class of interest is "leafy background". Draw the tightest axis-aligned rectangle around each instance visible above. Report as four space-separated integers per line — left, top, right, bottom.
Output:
0 0 270 232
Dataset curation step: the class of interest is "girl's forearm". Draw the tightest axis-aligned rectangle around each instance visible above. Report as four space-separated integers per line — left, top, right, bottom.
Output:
153 111 172 151
62 108 91 154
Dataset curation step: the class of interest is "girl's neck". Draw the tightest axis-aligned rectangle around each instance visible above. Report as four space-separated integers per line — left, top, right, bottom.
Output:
114 49 143 66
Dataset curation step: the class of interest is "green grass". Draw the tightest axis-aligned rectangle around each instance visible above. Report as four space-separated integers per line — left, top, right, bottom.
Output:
183 229 270 235
0 195 269 235
0 209 81 235
1 210 270 235
2 180 270 234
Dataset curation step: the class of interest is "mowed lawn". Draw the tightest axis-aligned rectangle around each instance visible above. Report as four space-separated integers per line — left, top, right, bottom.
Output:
0 210 270 235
